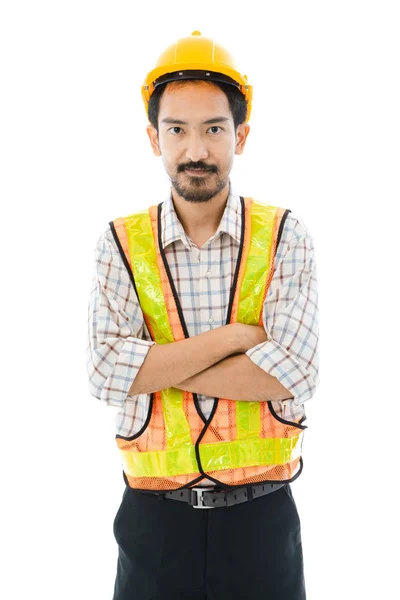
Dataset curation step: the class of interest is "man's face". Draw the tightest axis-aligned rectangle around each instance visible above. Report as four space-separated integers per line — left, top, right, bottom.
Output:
146 81 250 203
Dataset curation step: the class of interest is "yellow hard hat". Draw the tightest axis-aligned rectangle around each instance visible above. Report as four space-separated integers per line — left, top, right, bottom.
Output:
141 30 253 123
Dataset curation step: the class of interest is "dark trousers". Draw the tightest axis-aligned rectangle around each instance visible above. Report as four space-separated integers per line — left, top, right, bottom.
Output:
112 482 306 599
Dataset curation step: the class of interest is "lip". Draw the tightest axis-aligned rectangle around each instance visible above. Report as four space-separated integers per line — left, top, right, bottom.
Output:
185 168 211 176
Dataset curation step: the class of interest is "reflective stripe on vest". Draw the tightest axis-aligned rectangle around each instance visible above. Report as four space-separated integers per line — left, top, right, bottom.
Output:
110 196 307 491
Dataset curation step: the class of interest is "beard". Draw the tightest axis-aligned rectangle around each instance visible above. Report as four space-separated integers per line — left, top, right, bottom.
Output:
168 166 230 203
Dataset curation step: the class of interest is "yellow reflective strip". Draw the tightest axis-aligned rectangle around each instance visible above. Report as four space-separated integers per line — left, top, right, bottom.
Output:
162 387 192 449
238 202 276 325
236 401 261 439
125 212 174 345
200 435 302 471
120 434 303 478
235 203 275 443
120 443 198 478
124 212 192 448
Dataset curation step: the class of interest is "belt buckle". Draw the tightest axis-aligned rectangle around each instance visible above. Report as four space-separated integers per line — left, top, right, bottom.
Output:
190 486 217 509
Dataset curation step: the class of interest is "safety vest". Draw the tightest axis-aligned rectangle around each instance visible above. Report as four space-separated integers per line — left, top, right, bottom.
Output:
109 196 307 492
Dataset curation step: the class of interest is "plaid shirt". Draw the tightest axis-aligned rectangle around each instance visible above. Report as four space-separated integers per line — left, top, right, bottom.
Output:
87 183 320 484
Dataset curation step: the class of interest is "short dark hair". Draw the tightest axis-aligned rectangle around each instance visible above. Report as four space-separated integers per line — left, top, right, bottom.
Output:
147 77 248 134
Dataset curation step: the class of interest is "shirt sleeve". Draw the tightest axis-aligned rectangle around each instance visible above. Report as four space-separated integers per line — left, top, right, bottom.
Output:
245 213 320 406
86 228 156 407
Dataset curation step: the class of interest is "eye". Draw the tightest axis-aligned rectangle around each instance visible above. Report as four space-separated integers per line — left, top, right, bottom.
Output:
208 126 223 134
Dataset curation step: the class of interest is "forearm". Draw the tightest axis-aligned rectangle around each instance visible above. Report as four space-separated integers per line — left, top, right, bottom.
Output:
129 325 239 395
174 353 294 402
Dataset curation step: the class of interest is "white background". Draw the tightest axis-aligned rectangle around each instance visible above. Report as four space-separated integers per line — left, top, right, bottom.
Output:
1 1 399 599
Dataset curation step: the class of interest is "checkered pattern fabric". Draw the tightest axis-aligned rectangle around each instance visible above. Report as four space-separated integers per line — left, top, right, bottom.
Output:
87 183 320 485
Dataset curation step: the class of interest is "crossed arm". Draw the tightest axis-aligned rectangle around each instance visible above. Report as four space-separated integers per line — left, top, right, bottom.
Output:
173 353 294 402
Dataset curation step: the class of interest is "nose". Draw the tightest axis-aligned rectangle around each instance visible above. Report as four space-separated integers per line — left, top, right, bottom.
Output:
184 133 209 163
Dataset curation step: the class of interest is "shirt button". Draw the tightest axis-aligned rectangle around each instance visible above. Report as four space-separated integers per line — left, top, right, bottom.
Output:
205 270 212 278
209 317 214 325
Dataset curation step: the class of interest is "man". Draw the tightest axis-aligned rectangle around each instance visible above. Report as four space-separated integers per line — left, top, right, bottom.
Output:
87 30 319 600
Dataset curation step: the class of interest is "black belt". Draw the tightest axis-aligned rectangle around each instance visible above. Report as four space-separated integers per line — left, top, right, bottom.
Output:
145 482 285 509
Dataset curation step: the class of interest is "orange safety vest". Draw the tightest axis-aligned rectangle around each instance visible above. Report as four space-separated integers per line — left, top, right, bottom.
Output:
110 196 307 492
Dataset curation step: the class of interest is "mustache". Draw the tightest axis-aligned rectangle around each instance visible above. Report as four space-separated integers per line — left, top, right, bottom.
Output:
180 164 215 171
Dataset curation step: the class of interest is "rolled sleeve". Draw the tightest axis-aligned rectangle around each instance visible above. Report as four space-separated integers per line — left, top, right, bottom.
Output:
245 217 320 406
86 229 156 407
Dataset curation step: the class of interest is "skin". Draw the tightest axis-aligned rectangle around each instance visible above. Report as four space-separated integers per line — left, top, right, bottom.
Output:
146 80 250 247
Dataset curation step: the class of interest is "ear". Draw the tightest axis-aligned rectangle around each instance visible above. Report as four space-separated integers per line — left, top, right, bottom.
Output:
235 123 250 156
146 125 162 157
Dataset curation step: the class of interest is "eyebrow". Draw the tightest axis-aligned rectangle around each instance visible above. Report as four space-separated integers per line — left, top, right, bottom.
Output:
160 116 230 125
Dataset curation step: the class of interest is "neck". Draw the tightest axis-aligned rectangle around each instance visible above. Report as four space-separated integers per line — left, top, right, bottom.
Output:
170 181 231 237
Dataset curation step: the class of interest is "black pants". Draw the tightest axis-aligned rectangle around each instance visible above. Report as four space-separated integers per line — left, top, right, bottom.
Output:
112 483 306 599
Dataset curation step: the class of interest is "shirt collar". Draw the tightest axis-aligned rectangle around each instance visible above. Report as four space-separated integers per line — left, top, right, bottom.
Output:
161 181 242 250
